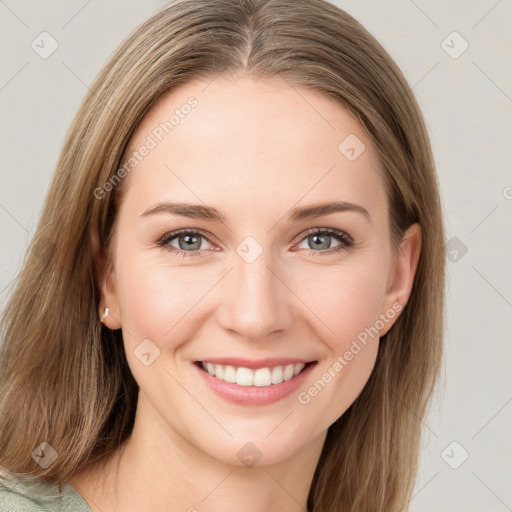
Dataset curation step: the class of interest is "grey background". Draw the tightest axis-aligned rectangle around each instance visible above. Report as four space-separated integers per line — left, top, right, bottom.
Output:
1 1 511 510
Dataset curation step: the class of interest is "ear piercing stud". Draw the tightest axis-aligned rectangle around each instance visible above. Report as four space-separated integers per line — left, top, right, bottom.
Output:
100 307 110 323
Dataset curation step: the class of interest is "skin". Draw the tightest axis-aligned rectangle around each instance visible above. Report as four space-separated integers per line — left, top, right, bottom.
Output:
70 74 421 512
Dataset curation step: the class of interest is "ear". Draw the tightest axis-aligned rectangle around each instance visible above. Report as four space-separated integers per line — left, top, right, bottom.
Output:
379 223 421 336
90 229 122 330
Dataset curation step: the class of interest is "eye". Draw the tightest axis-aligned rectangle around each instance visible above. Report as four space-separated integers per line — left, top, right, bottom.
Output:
293 228 354 257
156 229 216 258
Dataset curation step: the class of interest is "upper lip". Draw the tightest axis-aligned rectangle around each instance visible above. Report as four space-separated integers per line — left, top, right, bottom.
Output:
194 357 316 369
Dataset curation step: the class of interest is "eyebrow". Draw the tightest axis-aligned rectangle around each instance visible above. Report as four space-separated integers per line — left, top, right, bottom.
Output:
141 200 370 222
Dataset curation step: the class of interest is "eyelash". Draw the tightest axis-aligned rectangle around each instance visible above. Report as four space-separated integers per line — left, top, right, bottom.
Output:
155 227 354 258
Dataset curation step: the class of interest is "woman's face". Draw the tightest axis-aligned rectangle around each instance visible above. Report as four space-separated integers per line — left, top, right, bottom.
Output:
98 74 419 466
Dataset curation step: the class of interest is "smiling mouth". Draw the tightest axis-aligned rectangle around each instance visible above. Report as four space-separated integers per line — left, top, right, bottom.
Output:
194 360 317 387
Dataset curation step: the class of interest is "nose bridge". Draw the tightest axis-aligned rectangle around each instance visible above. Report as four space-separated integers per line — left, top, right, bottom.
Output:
218 239 293 340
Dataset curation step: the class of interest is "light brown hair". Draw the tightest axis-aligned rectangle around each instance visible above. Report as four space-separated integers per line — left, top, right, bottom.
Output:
0 1 445 510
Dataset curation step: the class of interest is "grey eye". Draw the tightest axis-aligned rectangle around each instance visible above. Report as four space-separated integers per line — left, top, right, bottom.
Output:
170 233 209 251
297 232 342 251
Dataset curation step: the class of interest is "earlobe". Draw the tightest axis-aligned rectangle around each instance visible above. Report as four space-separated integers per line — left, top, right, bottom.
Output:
379 223 422 336
98 269 122 330
90 229 122 330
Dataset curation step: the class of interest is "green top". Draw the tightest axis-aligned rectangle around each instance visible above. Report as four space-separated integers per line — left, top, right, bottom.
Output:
0 477 91 512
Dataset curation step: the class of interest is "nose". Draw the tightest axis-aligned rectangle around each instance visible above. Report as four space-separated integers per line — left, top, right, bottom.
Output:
217 244 295 342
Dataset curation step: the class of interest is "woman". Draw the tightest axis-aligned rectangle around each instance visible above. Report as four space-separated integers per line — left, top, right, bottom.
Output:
0 0 445 510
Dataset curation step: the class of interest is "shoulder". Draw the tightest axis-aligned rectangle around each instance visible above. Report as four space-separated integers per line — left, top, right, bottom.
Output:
0 477 91 512
0 478 55 511
0 483 45 511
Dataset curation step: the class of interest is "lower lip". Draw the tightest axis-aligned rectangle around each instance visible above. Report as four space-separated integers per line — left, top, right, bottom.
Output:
192 361 317 406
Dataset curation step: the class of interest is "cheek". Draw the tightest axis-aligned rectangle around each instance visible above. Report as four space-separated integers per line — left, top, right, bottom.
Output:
113 248 225 359
295 261 390 349
290 261 389 421
116 260 194 338
291 292 382 430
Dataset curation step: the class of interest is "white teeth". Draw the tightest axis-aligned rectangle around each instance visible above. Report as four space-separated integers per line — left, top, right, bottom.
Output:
236 367 254 386
199 361 308 387
271 365 283 384
283 364 294 381
295 363 305 374
223 365 236 383
253 368 272 387
214 364 224 379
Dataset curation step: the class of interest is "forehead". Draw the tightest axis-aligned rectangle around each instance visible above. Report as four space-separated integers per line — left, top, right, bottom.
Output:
119 74 387 221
